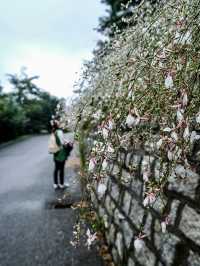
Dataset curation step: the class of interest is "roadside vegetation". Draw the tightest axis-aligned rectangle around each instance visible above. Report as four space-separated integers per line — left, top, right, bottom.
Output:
0 69 59 143
70 0 200 255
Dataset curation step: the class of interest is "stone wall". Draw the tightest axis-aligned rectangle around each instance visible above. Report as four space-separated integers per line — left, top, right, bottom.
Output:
90 142 200 266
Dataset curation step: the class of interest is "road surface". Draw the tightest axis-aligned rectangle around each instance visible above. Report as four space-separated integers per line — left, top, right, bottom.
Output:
0 135 102 266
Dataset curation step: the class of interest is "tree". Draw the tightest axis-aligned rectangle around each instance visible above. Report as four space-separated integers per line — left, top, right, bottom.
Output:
98 0 157 36
7 69 40 105
0 70 60 142
0 94 26 142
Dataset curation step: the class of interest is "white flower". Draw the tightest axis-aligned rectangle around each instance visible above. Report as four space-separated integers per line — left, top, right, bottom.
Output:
183 126 190 140
108 119 114 130
134 238 144 252
143 193 156 207
143 197 149 207
107 145 114 153
102 159 108 171
165 74 173 89
156 138 163 149
86 229 97 249
182 91 188 107
196 112 200 123
171 132 178 142
126 114 140 128
102 127 109 139
161 221 167 233
93 110 101 120
161 216 170 233
174 31 191 45
97 183 107 198
118 213 125 220
176 109 184 122
88 158 96 172
167 150 173 161
190 131 200 144
163 127 172 132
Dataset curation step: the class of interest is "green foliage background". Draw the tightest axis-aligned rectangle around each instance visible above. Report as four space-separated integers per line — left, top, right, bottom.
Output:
0 71 59 143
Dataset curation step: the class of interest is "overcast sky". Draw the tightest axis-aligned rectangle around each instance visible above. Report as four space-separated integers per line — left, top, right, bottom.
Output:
0 0 106 98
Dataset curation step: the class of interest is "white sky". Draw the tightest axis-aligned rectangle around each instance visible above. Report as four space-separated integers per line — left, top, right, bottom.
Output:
0 0 106 98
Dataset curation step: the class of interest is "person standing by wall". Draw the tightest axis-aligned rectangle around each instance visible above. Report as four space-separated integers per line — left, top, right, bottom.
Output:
52 121 69 189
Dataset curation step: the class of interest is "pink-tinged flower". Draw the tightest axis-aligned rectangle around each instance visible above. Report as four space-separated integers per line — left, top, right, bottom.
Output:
143 193 156 207
86 229 97 249
165 73 173 89
143 170 150 182
88 158 96 172
97 183 107 198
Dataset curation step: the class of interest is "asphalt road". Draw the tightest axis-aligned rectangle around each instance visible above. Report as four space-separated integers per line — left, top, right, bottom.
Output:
0 135 102 266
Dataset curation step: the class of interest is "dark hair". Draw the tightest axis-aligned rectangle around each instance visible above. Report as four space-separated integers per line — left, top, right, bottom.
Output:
52 121 59 133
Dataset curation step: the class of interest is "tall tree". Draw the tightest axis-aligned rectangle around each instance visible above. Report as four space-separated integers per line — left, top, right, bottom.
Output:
7 69 40 105
98 0 157 36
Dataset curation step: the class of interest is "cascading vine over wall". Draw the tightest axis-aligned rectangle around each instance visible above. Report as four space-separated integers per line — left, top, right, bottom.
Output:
73 0 200 265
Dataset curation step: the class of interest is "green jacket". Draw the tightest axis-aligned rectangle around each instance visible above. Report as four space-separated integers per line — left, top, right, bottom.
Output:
53 130 66 162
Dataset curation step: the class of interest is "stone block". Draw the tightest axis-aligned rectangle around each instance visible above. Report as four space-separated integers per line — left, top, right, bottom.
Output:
122 191 132 215
112 164 121 175
116 232 124 259
141 155 155 169
169 200 180 225
111 246 119 264
128 258 136 266
129 199 144 226
121 169 132 185
105 195 116 216
114 208 126 224
121 221 133 249
110 182 120 200
152 196 167 215
130 178 142 198
118 151 126 165
125 152 133 168
179 205 200 246
154 231 180 265
168 167 200 199
98 205 106 218
136 242 156 266
106 223 116 245
128 153 142 171
143 213 153 235
187 250 200 266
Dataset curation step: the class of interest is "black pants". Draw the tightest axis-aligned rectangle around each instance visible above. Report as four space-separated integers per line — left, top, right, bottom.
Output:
54 160 65 185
